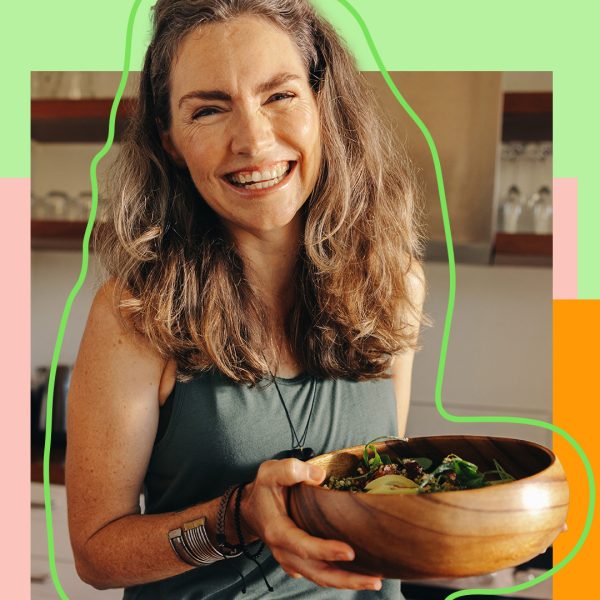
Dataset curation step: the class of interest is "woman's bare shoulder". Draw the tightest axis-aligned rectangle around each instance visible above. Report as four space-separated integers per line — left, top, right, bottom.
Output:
75 279 168 406
87 278 176 404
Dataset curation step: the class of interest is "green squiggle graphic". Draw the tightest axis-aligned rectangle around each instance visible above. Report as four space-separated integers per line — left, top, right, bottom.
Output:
43 1 143 598
334 0 595 598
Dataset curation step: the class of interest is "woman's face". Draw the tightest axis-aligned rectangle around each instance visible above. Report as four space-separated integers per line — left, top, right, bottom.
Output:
162 15 322 239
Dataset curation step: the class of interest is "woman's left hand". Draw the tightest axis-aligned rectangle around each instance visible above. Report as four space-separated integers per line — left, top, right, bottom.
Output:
239 458 383 591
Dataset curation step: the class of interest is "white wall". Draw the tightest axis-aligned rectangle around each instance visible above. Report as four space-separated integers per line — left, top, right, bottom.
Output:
31 252 104 372
408 262 552 447
31 139 116 372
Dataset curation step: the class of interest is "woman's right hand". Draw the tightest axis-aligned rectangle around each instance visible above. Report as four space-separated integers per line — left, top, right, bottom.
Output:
240 458 383 591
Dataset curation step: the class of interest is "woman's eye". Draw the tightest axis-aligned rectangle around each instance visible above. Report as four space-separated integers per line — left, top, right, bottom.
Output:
267 92 295 103
192 107 220 120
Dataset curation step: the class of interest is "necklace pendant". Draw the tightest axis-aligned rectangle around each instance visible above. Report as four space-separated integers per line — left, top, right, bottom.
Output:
288 447 315 461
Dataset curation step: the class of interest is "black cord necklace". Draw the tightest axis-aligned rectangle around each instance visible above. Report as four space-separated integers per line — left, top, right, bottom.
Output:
270 371 317 461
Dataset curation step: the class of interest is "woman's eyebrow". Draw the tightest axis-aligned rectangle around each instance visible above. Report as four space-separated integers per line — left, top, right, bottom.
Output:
178 72 302 109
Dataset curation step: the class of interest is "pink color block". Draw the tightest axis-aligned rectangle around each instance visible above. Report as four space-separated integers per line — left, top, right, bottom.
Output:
0 178 31 597
553 178 578 299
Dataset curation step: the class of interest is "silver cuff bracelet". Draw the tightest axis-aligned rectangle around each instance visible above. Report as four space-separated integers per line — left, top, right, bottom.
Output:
168 517 227 566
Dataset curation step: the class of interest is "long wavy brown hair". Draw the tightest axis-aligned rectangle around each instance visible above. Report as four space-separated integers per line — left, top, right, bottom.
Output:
96 0 426 385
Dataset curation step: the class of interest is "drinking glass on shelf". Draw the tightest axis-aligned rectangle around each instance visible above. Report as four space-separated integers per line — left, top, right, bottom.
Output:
43 190 70 220
31 72 64 98
502 142 525 161
524 142 540 161
65 195 84 221
76 191 93 221
61 72 95 99
539 142 552 161
31 193 47 220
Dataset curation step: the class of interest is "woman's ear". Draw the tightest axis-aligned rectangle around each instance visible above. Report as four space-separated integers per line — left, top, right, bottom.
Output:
159 131 187 168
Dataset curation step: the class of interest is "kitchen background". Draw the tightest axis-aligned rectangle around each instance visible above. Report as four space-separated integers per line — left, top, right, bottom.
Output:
31 71 553 599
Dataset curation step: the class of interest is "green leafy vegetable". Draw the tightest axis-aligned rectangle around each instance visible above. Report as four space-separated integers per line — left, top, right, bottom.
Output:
323 439 516 495
413 457 433 470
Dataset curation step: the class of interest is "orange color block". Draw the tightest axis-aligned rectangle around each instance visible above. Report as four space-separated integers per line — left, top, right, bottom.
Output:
553 300 599 598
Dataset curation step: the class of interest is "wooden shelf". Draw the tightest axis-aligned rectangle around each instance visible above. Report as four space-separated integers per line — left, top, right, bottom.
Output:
32 93 551 144
31 219 105 250
502 92 552 142
503 92 552 114
31 98 136 143
492 232 552 266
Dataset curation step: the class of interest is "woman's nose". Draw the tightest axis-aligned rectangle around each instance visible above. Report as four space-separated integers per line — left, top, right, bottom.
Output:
229 108 274 156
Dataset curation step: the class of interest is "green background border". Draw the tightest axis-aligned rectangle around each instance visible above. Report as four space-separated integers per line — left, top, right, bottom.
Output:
3 0 598 295
9 0 597 597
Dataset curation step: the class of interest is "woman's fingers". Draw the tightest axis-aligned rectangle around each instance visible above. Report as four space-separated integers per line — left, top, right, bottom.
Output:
266 512 382 590
242 459 325 539
257 458 325 487
278 554 382 591
264 514 354 561
248 456 379 591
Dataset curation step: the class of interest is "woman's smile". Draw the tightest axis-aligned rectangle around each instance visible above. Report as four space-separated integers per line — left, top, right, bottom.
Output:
223 160 297 194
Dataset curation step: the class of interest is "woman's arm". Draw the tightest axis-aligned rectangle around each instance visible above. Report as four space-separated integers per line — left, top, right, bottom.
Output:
67 282 382 591
391 261 426 437
66 281 240 589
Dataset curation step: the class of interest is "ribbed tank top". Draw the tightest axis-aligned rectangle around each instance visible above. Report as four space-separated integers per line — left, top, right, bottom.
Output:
123 369 405 599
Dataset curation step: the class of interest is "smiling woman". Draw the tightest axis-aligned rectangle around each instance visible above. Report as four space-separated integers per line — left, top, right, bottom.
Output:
66 0 426 598
160 15 322 240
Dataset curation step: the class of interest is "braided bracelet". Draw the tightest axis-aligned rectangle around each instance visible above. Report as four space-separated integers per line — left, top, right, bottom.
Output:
216 484 243 558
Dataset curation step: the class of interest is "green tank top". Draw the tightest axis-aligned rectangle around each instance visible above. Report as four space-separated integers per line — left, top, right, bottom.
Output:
123 369 405 599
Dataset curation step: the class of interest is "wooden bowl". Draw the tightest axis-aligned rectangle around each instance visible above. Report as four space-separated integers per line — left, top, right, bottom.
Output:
288 435 569 580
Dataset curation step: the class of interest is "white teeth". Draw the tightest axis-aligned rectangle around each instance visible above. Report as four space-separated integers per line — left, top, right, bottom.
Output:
276 164 287 177
236 172 286 190
228 162 290 185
